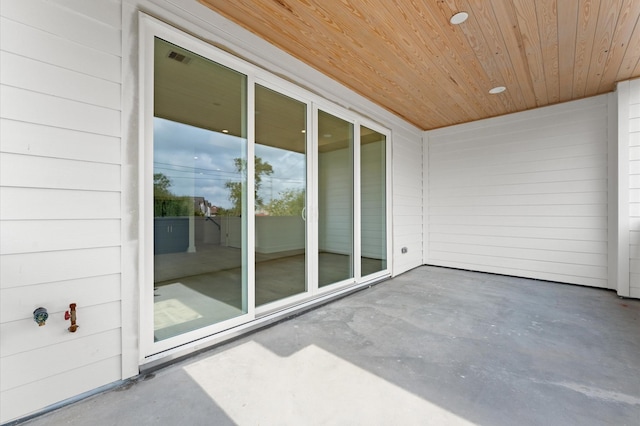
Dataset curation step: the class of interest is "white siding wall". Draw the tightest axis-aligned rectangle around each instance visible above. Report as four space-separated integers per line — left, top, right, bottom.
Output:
425 96 610 288
392 129 424 275
0 0 122 422
627 80 640 297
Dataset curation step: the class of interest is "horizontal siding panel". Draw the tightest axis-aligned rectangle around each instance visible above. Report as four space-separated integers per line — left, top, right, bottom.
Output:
430 127 606 162
430 242 607 267
427 259 608 288
0 52 121 110
50 0 121 29
393 194 423 209
430 142 607 171
0 17 120 83
0 356 121 424
1 302 121 359
393 224 423 240
1 328 121 392
430 119 606 154
429 179 608 197
0 220 121 254
0 119 120 164
630 146 640 160
429 251 608 280
393 182 423 198
431 167 607 189
0 247 121 289
429 204 607 217
430 233 608 254
1 0 121 56
429 192 608 207
430 155 606 180
429 106 607 148
631 285 640 298
0 153 121 191
430 224 607 241
0 188 121 220
0 274 120 323
0 86 120 137
429 215 607 229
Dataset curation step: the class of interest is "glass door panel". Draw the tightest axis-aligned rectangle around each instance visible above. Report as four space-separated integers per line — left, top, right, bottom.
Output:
317 110 354 287
254 85 307 306
360 126 387 276
153 37 248 341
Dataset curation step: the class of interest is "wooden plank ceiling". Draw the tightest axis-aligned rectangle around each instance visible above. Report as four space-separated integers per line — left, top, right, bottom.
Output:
199 0 640 130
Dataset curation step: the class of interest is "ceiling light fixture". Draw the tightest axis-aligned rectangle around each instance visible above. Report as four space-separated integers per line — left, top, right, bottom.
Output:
222 129 229 133
489 86 506 94
450 12 469 25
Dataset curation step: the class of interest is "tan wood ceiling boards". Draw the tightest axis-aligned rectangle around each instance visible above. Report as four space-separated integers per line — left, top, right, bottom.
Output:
199 0 640 130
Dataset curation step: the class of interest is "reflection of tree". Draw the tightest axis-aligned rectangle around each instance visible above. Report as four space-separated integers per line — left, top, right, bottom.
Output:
225 157 273 215
154 172 192 217
154 173 172 197
266 188 305 216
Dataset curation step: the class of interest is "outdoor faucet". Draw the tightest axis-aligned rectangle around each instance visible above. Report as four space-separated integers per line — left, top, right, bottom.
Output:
64 303 79 332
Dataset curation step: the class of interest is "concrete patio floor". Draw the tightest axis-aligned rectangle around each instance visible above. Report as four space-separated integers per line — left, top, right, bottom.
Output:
20 266 640 425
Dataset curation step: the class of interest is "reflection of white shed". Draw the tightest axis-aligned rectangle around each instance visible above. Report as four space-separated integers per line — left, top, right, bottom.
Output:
1 0 639 423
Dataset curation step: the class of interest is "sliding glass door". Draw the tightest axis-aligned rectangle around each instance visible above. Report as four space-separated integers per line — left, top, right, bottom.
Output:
152 37 248 341
317 110 354 287
360 127 387 277
143 17 390 356
254 85 308 306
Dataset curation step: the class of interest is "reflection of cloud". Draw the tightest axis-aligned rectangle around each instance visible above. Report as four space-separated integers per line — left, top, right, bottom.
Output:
154 118 308 207
256 144 305 203
154 118 245 207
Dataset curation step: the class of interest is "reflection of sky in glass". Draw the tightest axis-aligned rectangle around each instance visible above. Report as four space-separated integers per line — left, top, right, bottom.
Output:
154 118 305 208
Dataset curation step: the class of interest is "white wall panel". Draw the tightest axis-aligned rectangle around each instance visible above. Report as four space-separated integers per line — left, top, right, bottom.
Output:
0 119 120 164
425 96 610 288
0 356 121 423
0 188 121 220
0 86 120 137
0 153 121 191
392 130 423 275
0 274 121 323
0 52 121 110
0 312 120 378
0 220 121 254
0 247 121 290
0 18 121 83
0 0 123 421
1 0 121 55
628 79 640 295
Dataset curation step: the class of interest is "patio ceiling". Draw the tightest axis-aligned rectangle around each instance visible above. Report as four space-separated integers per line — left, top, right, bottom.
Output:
199 0 640 130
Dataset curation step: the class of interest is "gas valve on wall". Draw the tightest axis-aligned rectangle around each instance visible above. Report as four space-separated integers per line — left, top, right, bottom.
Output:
33 307 49 326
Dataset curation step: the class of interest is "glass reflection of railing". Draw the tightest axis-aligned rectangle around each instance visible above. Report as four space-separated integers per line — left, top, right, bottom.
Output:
205 216 221 230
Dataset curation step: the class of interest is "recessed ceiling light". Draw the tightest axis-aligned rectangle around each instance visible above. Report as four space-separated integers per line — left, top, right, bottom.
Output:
222 129 229 133
323 133 332 138
489 86 506 94
301 130 306 134
450 12 469 25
